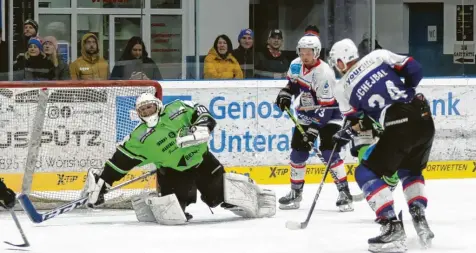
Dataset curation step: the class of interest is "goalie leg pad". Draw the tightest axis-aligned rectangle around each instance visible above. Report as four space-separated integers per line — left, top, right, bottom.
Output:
146 194 188 225
131 192 159 223
223 173 276 218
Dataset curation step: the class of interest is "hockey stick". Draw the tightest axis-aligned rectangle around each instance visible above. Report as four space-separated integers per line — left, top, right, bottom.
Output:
0 202 30 247
17 169 157 224
296 105 339 111
285 142 338 230
284 107 364 202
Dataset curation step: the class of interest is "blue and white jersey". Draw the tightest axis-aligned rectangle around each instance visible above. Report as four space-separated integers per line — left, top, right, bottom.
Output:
287 58 343 127
334 49 423 123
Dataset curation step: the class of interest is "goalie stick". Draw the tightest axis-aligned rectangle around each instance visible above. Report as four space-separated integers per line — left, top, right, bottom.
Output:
284 108 364 202
0 202 30 248
17 169 157 224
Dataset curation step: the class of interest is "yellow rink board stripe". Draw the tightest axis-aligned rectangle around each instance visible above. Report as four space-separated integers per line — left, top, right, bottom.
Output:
0 160 475 192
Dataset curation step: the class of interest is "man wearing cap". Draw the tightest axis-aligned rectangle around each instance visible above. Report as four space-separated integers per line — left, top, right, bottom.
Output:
232 28 255 78
254 29 290 79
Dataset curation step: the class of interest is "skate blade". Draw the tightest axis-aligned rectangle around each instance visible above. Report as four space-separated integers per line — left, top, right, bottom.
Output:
418 232 434 249
279 202 300 210
338 203 354 212
368 240 407 253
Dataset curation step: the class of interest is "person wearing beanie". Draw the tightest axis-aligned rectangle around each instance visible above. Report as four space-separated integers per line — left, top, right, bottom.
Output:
70 33 109 80
232 28 255 78
43 36 70 80
23 37 55 80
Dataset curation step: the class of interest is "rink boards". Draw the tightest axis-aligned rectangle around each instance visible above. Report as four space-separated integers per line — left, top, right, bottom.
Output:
0 78 475 191
0 160 475 192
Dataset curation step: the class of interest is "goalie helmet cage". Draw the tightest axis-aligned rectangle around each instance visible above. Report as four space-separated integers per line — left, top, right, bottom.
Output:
0 80 162 210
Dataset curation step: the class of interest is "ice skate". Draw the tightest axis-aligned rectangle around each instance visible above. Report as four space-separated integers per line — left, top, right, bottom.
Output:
336 187 354 212
278 189 302 210
409 205 434 248
368 213 407 253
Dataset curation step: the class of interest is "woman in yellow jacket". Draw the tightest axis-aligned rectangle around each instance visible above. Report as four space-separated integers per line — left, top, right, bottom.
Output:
204 35 243 79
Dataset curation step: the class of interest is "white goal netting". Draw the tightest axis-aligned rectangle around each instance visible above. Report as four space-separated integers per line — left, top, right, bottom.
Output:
0 80 161 210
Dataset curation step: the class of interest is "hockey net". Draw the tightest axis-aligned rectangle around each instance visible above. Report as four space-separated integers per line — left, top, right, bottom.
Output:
0 80 161 210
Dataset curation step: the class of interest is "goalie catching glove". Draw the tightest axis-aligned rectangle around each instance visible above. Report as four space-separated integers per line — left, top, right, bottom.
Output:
176 125 210 148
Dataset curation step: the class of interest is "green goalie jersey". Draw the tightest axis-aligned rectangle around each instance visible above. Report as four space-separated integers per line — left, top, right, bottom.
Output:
107 100 216 175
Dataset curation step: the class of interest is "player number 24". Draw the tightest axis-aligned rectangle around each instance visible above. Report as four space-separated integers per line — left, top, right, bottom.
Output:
368 80 408 109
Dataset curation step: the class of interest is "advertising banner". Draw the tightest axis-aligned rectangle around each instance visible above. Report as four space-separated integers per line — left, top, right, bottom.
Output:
0 79 475 191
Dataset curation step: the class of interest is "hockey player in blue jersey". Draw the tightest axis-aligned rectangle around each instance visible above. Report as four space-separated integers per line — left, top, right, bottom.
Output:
328 38 434 253
0 180 16 209
275 35 353 212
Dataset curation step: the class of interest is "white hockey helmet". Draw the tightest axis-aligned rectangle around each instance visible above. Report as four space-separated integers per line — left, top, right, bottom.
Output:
296 35 321 59
135 92 163 128
328 38 359 71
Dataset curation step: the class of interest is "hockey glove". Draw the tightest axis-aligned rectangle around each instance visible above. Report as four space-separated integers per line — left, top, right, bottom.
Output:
301 127 319 151
332 125 357 149
0 188 16 209
275 88 292 112
176 126 210 148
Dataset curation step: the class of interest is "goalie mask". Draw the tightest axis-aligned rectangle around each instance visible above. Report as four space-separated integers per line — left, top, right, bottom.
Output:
135 93 163 128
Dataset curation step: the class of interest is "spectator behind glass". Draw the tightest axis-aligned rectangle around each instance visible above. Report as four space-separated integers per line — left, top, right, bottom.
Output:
0 29 8 80
110 36 162 80
254 29 290 79
23 37 55 81
304 25 320 36
70 33 109 80
13 19 39 80
204 34 243 79
43 36 70 80
358 33 382 58
232 29 254 78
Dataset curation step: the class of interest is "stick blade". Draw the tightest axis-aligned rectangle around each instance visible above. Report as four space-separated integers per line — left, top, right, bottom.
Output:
4 241 30 248
285 220 303 230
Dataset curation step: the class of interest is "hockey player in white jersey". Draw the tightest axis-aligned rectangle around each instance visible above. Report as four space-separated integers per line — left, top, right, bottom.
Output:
275 35 353 212
328 38 434 252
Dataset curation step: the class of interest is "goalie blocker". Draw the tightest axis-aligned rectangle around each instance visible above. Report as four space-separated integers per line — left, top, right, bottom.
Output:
82 93 276 225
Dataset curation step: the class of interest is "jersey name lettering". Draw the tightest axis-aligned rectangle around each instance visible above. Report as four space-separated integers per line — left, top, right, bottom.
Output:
356 70 388 100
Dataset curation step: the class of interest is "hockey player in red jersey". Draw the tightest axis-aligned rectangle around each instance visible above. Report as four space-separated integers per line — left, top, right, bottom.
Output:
275 35 353 212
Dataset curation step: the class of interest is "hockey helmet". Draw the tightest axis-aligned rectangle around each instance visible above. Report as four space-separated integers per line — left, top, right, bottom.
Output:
135 92 163 128
296 35 321 59
328 38 359 72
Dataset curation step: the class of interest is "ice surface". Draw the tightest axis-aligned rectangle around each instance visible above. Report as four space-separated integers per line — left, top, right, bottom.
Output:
1 179 475 253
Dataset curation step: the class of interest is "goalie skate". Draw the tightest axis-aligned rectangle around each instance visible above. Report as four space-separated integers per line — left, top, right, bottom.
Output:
409 205 434 249
336 188 354 212
278 189 302 210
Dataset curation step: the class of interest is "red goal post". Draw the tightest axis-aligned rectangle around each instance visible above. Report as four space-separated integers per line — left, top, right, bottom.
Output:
0 80 162 210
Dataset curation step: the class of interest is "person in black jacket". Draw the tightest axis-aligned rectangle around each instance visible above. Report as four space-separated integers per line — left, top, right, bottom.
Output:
110 36 162 80
0 181 16 209
232 29 254 78
18 37 55 81
254 29 290 79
